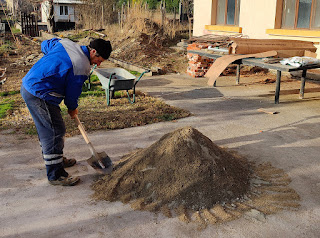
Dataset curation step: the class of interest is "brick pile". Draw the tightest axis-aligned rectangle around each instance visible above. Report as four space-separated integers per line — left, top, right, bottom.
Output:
186 43 215 78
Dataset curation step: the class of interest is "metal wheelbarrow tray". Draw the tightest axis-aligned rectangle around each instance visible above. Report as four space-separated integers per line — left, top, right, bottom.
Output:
94 68 149 105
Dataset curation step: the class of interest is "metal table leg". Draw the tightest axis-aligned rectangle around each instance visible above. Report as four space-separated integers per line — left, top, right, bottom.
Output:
299 70 307 99
236 64 241 84
275 70 281 104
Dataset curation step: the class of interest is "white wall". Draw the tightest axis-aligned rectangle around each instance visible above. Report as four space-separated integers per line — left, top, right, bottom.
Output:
54 5 75 22
193 0 320 58
193 0 213 36
239 0 277 38
193 0 277 38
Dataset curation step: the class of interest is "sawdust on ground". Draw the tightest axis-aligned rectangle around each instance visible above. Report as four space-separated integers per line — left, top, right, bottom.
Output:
92 127 300 228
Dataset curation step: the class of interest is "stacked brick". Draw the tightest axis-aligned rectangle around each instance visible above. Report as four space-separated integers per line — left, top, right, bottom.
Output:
187 43 215 78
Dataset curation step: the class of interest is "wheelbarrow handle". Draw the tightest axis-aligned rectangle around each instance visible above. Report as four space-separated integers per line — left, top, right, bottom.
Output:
108 73 116 87
134 69 151 86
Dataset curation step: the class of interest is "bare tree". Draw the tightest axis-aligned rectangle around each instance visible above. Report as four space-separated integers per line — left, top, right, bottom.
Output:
47 0 54 33
180 0 193 38
77 0 117 29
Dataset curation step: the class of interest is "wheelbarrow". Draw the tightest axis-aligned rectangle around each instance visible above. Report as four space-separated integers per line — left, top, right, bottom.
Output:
94 68 150 106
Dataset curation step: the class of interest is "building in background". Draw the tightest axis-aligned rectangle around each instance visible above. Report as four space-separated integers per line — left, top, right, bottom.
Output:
41 0 82 31
193 0 320 58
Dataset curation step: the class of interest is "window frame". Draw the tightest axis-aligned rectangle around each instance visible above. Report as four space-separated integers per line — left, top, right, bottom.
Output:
59 5 69 16
275 0 318 30
211 0 240 26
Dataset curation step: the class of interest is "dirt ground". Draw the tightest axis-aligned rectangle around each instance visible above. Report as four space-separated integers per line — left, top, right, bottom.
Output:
0 32 192 137
92 126 300 227
0 34 42 92
2 71 320 237
1 29 320 237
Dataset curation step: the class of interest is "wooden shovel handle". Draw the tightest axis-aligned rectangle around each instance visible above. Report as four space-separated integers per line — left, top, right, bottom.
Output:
74 115 90 144
74 115 99 157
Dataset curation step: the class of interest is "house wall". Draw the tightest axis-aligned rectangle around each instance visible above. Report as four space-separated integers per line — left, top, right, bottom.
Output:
193 0 212 36
41 1 77 23
193 0 320 58
239 0 277 38
53 4 75 22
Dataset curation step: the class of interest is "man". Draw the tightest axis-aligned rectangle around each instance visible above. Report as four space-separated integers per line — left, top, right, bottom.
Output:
21 38 112 186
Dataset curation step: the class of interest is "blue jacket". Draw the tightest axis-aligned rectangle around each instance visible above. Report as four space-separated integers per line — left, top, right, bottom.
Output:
22 38 91 110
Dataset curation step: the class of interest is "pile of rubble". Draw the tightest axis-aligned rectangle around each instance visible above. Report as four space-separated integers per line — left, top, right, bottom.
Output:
186 45 215 77
10 53 43 67
186 35 233 78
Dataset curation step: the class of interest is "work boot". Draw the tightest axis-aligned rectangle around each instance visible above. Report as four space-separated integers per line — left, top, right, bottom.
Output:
63 157 77 168
48 175 80 186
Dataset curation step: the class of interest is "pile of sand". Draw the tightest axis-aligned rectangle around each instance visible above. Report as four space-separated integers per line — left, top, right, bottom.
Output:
92 126 251 212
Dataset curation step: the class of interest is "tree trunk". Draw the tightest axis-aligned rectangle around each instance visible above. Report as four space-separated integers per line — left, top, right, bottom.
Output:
161 0 166 27
47 0 55 33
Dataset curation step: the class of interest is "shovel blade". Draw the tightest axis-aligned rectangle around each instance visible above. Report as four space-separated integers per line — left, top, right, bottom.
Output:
87 151 113 174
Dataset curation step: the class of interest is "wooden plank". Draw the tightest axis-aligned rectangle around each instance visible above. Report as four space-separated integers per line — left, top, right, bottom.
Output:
205 51 278 86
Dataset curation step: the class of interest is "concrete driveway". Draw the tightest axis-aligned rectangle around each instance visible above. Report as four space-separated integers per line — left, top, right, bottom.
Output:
1 73 320 237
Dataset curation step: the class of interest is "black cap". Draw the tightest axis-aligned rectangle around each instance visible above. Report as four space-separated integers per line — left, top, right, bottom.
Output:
89 39 112 59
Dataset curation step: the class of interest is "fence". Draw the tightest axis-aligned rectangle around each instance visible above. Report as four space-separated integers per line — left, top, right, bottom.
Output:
21 13 39 37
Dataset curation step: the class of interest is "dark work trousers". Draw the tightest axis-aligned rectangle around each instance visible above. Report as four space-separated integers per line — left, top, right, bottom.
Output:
20 85 68 180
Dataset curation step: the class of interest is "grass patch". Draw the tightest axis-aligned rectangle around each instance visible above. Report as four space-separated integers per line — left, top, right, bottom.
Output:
157 114 175 121
90 74 100 82
0 99 14 118
129 70 140 76
0 42 14 55
80 90 106 97
0 90 20 97
67 31 91 42
66 31 103 42
11 28 21 34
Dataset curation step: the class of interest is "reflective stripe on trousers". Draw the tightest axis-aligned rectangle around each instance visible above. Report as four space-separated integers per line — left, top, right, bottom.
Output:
21 85 66 180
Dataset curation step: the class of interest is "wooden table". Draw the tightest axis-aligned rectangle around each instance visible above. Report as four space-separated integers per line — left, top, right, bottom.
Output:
188 50 320 104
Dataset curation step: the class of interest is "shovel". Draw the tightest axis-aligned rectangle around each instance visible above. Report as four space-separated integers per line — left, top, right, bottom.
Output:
74 115 113 174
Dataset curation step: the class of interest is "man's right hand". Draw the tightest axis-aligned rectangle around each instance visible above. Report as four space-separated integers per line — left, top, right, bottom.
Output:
68 108 78 119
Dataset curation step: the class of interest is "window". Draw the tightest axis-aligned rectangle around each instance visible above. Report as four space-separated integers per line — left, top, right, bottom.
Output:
277 0 320 29
60 6 69 16
213 0 241 26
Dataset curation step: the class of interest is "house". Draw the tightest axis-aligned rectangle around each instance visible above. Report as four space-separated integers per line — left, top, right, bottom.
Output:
41 0 82 31
193 0 320 58
4 0 16 15
1 0 14 32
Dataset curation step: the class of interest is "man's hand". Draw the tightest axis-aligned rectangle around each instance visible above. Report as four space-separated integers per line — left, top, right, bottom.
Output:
68 108 78 119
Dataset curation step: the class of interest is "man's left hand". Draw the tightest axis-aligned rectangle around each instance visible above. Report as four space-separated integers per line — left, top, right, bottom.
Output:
68 108 78 119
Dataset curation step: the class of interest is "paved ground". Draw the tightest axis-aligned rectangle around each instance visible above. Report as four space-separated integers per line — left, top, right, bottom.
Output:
1 73 320 237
